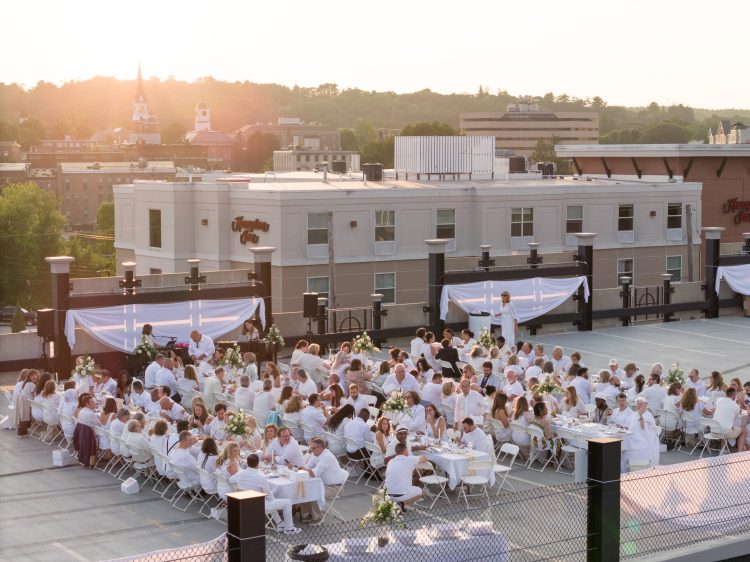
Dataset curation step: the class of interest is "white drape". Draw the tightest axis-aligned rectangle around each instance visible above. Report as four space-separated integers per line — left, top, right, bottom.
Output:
440 276 589 324
715 263 750 296
65 297 265 353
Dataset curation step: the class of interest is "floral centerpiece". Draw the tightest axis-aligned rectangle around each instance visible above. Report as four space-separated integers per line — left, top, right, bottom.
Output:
352 331 379 355
361 488 406 532
222 343 243 370
381 390 409 415
223 410 249 438
261 324 285 351
72 355 96 383
663 363 685 387
133 334 157 360
537 375 563 395
476 328 495 351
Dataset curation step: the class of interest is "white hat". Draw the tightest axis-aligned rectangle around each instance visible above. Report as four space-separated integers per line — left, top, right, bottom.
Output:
608 358 618 366
594 392 608 401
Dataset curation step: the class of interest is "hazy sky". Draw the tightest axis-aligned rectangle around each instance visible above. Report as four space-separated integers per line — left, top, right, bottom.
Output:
3 0 748 108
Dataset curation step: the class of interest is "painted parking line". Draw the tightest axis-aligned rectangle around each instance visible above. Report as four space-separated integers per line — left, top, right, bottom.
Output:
700 319 750 330
643 324 750 346
592 331 725 357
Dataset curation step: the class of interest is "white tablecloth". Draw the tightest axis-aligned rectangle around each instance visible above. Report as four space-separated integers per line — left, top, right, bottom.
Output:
267 475 325 508
325 527 510 562
424 447 494 490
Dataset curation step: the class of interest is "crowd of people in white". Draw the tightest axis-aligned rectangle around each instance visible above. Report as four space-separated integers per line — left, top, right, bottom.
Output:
6 325 750 528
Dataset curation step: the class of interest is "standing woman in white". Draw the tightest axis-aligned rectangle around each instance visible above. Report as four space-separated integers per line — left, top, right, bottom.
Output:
496 291 518 350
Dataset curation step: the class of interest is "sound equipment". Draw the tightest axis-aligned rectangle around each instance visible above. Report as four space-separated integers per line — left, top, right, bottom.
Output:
303 292 319 319
36 308 56 339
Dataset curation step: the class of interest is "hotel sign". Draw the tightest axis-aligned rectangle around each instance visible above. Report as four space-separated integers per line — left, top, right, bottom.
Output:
231 216 269 244
722 198 750 225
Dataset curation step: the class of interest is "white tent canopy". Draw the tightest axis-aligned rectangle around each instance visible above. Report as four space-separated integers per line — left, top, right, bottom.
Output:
715 263 750 296
65 297 265 354
440 276 589 324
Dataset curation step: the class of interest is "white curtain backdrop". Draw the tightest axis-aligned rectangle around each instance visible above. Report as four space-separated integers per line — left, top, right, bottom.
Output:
440 276 589 324
65 297 265 353
715 263 750 296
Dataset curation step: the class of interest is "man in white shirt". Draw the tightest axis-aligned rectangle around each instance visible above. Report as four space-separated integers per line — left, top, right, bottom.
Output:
620 363 638 391
610 394 634 427
460 418 486 451
264 426 306 466
384 442 426 508
232 375 255 410
169 430 201 488
253 379 277 426
517 342 532 361
202 367 226 411
685 369 707 397
231 453 300 534
155 359 178 398
296 369 318 398
159 396 187 422
713 388 746 448
129 380 149 410
524 358 544 384
382 364 420 396
454 378 487 429
144 389 162 416
188 330 215 364
571 367 593 404
600 377 621 403
551 347 572 375
300 394 327 442
78 396 102 427
410 328 426 358
343 408 373 456
144 354 165 389
638 373 667 412
108 409 131 455
442 328 464 349
404 391 426 433
502 369 524 401
421 372 444 406
343 384 369 414
206 403 228 437
303 437 349 486
95 370 117 395
608 359 626 383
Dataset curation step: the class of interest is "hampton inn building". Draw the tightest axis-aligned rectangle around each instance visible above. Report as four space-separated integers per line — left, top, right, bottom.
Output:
114 175 702 313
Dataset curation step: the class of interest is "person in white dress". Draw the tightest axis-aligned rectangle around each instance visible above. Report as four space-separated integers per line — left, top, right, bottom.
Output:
57 389 79 441
626 397 660 470
494 291 518 350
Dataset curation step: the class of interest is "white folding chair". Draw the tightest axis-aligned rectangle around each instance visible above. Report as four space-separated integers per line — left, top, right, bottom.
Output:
362 441 386 489
418 460 450 508
657 409 681 448
367 406 380 420
458 459 492 507
362 394 378 407
487 418 510 454
526 425 560 472
556 428 586 475
493 443 519 495
342 435 367 481
700 418 731 457
196 466 219 517
170 465 202 511
311 480 347 526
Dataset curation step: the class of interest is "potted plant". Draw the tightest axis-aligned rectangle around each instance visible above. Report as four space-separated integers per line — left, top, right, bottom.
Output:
360 488 405 547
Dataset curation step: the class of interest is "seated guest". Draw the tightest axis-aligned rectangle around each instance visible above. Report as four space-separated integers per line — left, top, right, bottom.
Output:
296 368 318 399
241 352 258 381
303 437 349 486
404 391 426 433
155 359 178 399
562 386 587 418
511 396 533 448
454 378 487 429
237 319 259 342
530 401 559 453
712 387 747 451
621 363 638 391
345 359 372 394
343 384 369 414
467 345 486 372
627 397 660 470
459 417 486 450
298 343 330 386
419 332 443 373
382 364 420 395
502 369 524 401
322 379 345 408
685 369 706 397
124 420 152 463
344 408 374 458
664 382 682 414
638 373 667 412
326 404 354 436
78 394 102 427
414 357 434 385
109 408 131 455
374 417 392 458
240 414 263 450
146 357 166 391
384 442 427 509
149 420 170 474
253 379 277 426
159 396 187 422
233 375 255 410
188 330 215 364
231 454 300 535
277 385 294 414
189 399 212 433
261 424 278 451
169 430 201 488
591 394 611 424
300 394 327 442
435 338 460 378
206 404 228 438
282 395 304 440
610 393 635 428
180 366 200 392
145 389 162 416
197 437 219 492
421 372 443 406
290 340 309 366
36 380 61 427
202 367 226 411
551 347 572 374
571 367 593 404
490 394 511 442
424 403 448 441
129 380 149 410
58 389 79 441
95 370 117 396
216 443 241 499
627 374 646 400
477 361 501 395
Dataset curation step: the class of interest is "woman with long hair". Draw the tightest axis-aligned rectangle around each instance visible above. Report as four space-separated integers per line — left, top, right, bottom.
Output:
562 386 586 417
326 384 345 409
511 395 532 447
261 423 278 451
327 403 355 434
276 385 294 412
346 358 372 394
36 380 61 427
491 393 511 442
424 402 448 441
182 365 200 391
237 319 259 342
374 416 392 455
215 442 241 499
628 374 646 398
190 399 211 433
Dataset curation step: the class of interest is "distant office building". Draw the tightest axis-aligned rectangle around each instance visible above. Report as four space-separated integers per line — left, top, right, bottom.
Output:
273 149 360 173
460 102 599 158
237 118 341 151
128 65 161 145
0 141 22 162
708 120 748 145
184 102 236 169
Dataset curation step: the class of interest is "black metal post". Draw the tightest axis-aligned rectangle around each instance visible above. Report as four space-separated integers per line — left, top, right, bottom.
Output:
119 261 141 295
45 256 75 378
620 276 631 327
251 247 276 327
575 233 596 332
478 244 494 271
426 239 449 336
662 273 674 322
371 293 384 330
184 258 206 291
587 438 621 562
527 242 543 269
317 297 327 336
742 232 750 255
702 227 723 319
227 490 266 562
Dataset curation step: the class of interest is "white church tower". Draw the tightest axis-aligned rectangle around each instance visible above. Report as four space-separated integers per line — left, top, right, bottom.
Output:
194 101 211 132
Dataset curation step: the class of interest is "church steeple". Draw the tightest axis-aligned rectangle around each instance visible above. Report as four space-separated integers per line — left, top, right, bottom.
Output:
136 63 145 102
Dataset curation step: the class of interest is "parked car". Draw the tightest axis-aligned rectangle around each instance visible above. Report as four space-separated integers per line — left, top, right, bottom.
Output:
0 306 37 326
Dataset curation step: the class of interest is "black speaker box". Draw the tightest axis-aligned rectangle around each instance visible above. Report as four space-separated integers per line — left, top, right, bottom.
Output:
303 293 319 319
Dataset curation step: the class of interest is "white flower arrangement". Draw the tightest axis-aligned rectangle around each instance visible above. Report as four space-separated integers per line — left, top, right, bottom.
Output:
221 343 244 369
476 328 495 350
72 355 96 382
663 363 685 387
261 324 285 351
536 375 562 395
224 410 249 438
133 334 157 360
360 488 405 528
381 390 409 415
352 331 379 354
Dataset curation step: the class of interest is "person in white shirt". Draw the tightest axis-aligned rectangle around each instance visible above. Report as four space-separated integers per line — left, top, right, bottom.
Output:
419 332 443 373
298 344 330 386
233 375 255 410
607 359 626 383
502 369 524 401
303 437 349 486
296 369 319 398
155 359 178 398
264 426 306 467
571 368 593 404
620 363 638 391
610 393 634 472
77 395 102 427
188 330 215 364
129 380 149 410
685 368 707 397
206 403 228 438
454 378 487 429
343 408 373 457
95 371 117 396
421 372 444 406
404 391 426 433
253 379 277 426
144 355 165 389
382 364 420 396
524 358 544 384
712 388 746 448
300 394 327 442
108 408 131 455
159 396 187 422
169 430 201 488
459 418 486 451
442 328 464 350
384 442 426 508
124 420 152 463
145 389 162 416
638 373 667 412
551 347 572 375
343 384 369 414
410 328 427 358
231 454 300 534
477 362 501 396
202 367 226 411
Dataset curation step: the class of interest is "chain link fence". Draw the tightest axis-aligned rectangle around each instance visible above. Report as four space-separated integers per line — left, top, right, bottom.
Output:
100 533 235 562
266 482 591 562
620 452 750 559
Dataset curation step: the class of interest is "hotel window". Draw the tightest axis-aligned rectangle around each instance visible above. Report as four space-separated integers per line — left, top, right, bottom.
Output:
307 213 328 245
666 255 682 282
375 210 395 242
436 209 456 239
307 276 329 297
375 272 396 304
149 268 162 275
667 203 683 241
566 206 583 234
618 204 634 243
511 208 533 237
148 209 162 248
617 258 634 286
